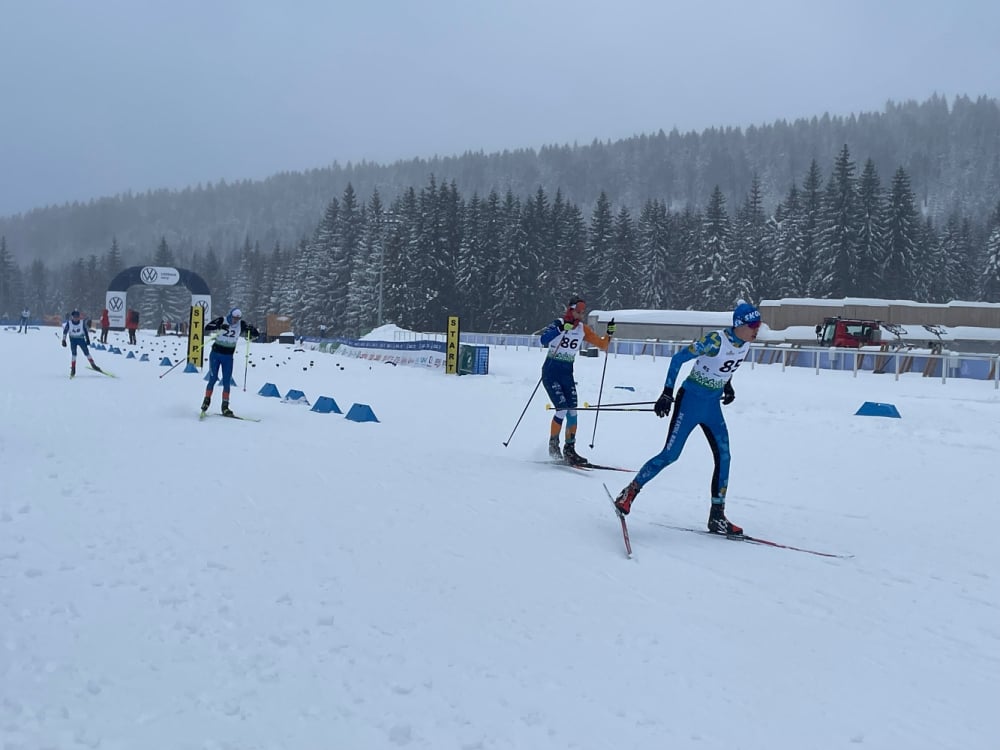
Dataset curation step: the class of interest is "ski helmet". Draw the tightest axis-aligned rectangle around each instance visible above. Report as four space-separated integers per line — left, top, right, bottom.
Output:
732 302 761 328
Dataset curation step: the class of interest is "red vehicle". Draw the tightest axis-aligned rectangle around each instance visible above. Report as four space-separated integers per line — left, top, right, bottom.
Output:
815 317 882 348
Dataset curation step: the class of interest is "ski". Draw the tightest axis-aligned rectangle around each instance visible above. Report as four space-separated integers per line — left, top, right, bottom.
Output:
199 412 262 422
539 459 633 472
602 483 633 558
223 413 261 422
578 461 633 473
90 366 116 378
650 522 852 559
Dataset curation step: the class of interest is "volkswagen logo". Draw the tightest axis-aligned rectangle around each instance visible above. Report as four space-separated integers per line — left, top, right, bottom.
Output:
140 267 159 284
109 297 124 312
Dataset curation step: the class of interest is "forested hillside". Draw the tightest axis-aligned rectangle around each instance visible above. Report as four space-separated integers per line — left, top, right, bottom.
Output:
2 94 999 333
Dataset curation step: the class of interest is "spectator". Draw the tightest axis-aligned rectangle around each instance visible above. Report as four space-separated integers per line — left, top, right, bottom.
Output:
99 308 110 343
126 308 139 345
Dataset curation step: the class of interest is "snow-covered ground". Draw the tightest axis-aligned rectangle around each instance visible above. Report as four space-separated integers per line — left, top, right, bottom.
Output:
2 324 998 750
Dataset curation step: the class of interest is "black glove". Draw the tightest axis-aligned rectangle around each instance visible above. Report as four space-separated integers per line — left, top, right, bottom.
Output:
722 381 735 406
606 318 616 337
654 388 674 418
61 339 67 348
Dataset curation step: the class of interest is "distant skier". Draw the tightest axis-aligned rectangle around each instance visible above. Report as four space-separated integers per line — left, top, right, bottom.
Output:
18 308 29 333
201 307 259 416
99 308 110 343
538 295 614 466
125 308 139 345
613 301 762 536
62 309 103 377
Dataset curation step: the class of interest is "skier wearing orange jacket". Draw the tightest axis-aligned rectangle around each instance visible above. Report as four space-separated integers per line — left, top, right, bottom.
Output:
538 295 615 466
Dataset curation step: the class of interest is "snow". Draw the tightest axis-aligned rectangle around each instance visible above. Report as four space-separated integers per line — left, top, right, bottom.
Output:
2 326 999 750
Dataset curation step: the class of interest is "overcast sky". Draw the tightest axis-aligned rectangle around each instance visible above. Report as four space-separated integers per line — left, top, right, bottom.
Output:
1 0 998 217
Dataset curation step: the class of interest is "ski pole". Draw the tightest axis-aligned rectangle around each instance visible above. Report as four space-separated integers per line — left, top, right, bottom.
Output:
588 318 614 449
583 400 655 408
502 375 543 447
549 404 653 412
243 329 251 392
159 356 186 378
581 406 655 412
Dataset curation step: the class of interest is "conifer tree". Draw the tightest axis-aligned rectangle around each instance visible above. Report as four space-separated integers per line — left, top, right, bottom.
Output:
636 199 672 308
814 145 859 297
455 193 487 331
982 225 1000 302
521 187 552 324
297 197 340 335
0 236 17 315
491 190 529 332
730 174 766 303
800 160 824 296
675 207 704 308
855 159 886 297
329 183 362 332
771 184 807 297
699 186 731 309
585 192 614 301
600 206 637 309
383 188 420 329
550 193 587 311
104 237 125 284
884 167 920 299
346 190 386 335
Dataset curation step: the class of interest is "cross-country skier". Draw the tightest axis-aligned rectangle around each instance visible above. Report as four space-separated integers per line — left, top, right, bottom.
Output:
62 309 103 377
613 301 762 535
539 295 615 466
201 307 259 416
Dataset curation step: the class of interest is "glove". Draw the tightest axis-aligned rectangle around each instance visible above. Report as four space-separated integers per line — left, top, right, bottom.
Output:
654 388 674 418
563 321 574 331
722 381 735 406
62 339 67 348
606 318 616 337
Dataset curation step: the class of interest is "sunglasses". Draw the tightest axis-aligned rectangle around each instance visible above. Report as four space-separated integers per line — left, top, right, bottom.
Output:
746 320 761 329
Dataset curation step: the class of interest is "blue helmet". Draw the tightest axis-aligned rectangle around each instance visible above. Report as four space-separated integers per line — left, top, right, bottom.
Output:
732 302 761 328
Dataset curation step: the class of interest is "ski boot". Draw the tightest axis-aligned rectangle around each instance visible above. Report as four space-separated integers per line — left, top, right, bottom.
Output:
70 362 76 378
548 436 562 460
707 501 743 536
221 400 234 417
201 396 211 412
614 480 641 516
89 360 102 373
562 441 588 467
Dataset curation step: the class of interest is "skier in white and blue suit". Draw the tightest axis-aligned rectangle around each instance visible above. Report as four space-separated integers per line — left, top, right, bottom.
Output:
61 309 103 377
201 307 259 416
613 302 762 536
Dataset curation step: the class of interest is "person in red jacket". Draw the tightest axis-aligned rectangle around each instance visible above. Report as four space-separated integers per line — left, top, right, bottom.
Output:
126 308 139 345
99 308 110 344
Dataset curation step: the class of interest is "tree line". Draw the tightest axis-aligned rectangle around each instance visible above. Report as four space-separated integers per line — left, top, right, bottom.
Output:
2 143 1000 334
2 94 999 271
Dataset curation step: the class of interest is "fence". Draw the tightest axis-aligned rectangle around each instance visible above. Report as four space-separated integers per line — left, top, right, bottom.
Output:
386 330 1000 389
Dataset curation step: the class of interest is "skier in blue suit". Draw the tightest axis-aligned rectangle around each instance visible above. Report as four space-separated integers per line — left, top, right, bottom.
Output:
613 302 762 535
201 307 259 416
